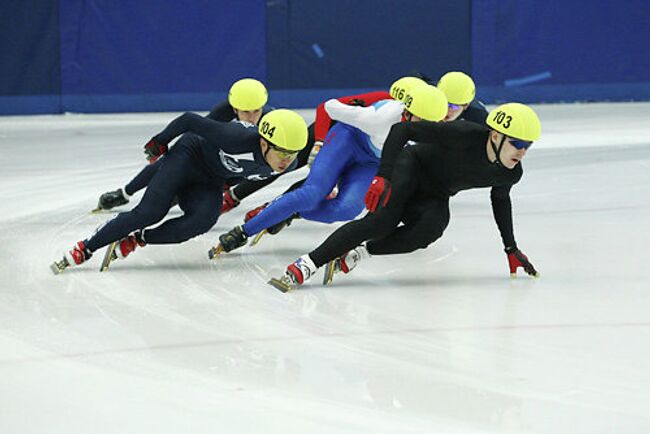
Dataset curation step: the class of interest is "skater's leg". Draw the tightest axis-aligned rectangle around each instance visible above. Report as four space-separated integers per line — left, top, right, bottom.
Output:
144 182 223 244
84 153 198 252
367 198 450 255
300 162 377 223
308 152 419 267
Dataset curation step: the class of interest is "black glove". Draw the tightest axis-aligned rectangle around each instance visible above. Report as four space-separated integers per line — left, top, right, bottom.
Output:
505 247 538 277
348 98 366 107
219 226 248 252
144 137 168 163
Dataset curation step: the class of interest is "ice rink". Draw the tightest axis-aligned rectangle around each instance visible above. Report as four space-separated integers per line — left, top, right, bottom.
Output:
1 103 650 434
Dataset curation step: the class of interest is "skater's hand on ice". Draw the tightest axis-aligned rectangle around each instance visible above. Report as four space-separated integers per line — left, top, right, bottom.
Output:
505 247 538 278
364 176 391 212
144 138 168 163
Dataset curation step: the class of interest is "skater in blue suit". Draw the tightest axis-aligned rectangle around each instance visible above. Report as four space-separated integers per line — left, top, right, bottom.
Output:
214 81 449 254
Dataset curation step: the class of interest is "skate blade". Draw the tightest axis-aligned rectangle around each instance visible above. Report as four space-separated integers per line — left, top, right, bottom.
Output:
322 260 336 285
90 207 103 214
100 241 118 272
50 257 69 275
267 277 293 293
208 244 225 260
249 230 267 247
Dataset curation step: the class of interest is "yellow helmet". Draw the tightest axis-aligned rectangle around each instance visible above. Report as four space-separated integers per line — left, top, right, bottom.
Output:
437 71 475 105
258 109 308 151
228 78 268 111
486 103 541 142
389 76 427 102
403 84 448 122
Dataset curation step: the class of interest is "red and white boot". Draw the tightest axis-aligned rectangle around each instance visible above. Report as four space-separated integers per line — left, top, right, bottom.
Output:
323 244 370 285
115 232 146 259
51 241 93 274
66 241 92 266
268 255 318 292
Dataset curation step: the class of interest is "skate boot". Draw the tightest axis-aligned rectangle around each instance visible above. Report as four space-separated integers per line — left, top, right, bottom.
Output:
268 255 317 293
100 232 145 272
323 244 369 285
116 232 146 259
51 241 93 274
208 226 248 259
92 188 129 212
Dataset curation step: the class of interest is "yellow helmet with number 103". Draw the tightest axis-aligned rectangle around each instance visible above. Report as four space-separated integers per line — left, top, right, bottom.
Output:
389 76 427 102
228 78 268 111
486 103 541 142
403 84 448 122
258 109 308 151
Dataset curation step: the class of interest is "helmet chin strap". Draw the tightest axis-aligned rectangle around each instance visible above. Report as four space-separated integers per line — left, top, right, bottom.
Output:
490 135 506 167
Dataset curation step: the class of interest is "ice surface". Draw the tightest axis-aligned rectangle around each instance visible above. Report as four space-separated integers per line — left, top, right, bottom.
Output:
1 103 649 434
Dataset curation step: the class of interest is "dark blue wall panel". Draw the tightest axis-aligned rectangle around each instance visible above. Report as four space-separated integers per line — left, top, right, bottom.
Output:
59 0 266 112
267 0 471 93
1 0 649 114
472 0 650 102
0 0 61 113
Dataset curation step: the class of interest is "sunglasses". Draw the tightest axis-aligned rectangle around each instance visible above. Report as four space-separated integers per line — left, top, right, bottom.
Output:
447 103 467 111
508 137 533 150
268 142 299 158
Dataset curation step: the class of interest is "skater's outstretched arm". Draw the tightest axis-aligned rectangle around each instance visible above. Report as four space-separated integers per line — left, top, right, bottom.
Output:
314 91 391 142
154 112 252 146
491 182 537 277
324 99 399 139
490 184 518 250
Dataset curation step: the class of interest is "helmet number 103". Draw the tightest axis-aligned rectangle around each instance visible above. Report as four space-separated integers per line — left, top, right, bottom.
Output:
492 111 512 129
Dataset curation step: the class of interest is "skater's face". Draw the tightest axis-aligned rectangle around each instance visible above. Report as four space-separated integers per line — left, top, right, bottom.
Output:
235 108 264 125
444 102 468 122
260 139 298 172
490 131 530 169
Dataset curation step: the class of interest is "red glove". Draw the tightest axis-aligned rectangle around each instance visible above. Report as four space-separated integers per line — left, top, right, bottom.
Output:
244 202 269 222
364 176 391 212
505 247 539 277
221 188 240 214
144 138 168 163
